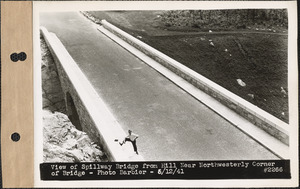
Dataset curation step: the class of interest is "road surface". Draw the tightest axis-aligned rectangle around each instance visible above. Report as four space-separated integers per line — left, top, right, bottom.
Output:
40 12 278 160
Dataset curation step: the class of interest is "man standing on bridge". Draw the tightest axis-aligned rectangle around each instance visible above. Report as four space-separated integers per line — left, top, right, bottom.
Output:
119 130 139 155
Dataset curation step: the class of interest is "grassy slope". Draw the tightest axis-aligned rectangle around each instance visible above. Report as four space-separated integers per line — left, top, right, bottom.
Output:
88 11 288 123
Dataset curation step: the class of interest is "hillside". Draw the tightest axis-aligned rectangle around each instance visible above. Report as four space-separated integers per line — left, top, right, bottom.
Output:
87 10 289 123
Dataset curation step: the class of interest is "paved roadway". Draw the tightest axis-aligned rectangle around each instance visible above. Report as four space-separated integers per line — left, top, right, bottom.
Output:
40 12 278 160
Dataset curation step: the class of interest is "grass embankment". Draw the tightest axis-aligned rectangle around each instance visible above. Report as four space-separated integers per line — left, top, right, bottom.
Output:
87 11 289 123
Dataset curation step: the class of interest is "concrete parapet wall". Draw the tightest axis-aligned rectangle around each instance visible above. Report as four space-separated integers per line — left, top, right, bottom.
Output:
40 27 143 161
101 20 289 145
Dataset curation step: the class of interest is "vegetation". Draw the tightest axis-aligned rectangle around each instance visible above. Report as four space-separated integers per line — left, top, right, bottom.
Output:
161 9 288 31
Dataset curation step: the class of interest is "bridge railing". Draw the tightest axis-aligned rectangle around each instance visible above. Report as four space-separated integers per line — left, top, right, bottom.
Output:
40 27 144 162
100 20 289 145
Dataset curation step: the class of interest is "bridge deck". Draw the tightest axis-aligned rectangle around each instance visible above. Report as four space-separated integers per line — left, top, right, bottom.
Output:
40 12 278 160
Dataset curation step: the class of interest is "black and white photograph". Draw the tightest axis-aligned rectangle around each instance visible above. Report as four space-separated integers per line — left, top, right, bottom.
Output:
34 1 298 187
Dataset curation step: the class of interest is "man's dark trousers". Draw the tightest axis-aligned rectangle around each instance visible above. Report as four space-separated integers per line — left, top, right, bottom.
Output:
125 138 138 152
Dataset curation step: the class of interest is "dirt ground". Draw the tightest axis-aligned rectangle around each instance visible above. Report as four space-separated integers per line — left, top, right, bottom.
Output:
87 11 289 123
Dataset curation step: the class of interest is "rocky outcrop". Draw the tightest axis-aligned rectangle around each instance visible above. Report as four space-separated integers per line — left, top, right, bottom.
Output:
43 110 107 162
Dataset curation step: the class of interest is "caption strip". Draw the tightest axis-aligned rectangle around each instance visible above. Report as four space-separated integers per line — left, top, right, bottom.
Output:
40 160 290 180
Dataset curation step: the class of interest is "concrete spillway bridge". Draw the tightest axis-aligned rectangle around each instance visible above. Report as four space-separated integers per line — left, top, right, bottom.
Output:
40 12 289 161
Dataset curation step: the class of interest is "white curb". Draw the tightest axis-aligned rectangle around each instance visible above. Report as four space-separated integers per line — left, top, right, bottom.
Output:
40 26 144 162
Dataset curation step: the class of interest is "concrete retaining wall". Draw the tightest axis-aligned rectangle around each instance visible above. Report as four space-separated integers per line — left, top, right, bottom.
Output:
40 27 143 161
101 20 289 145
